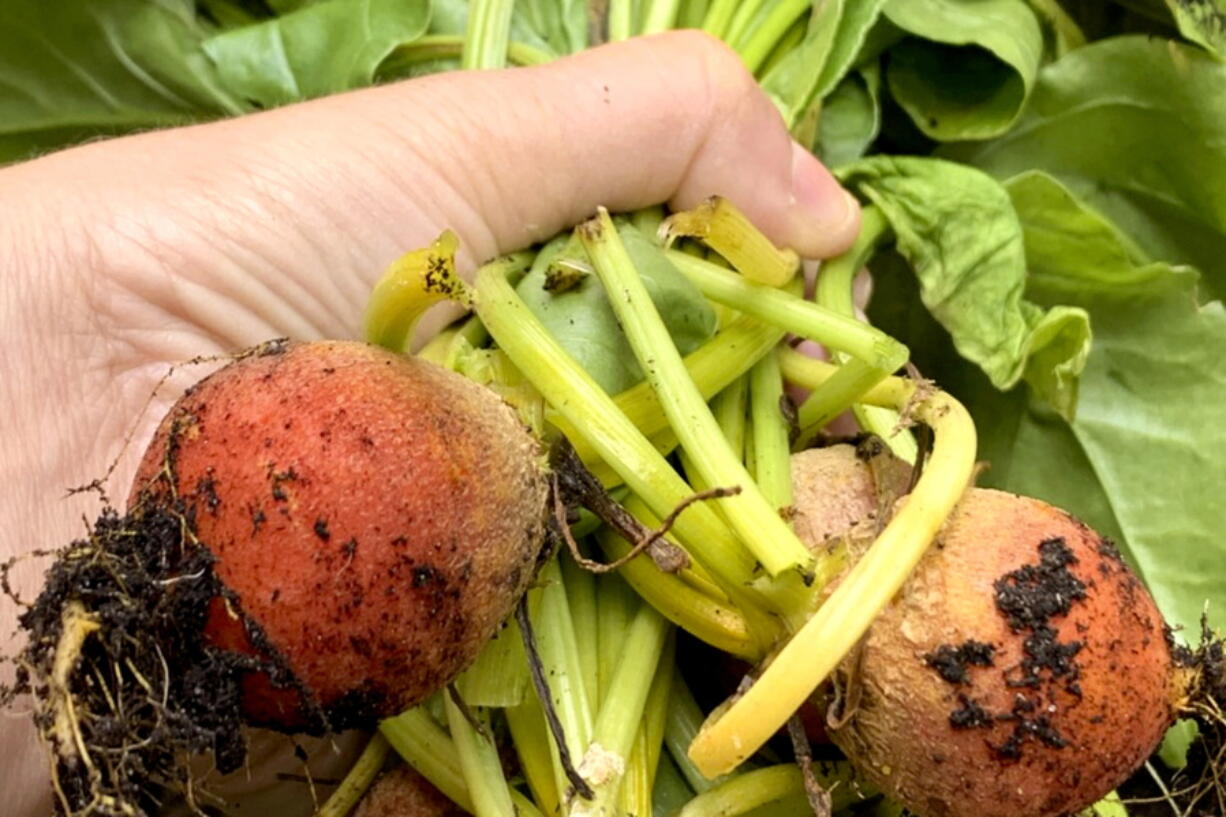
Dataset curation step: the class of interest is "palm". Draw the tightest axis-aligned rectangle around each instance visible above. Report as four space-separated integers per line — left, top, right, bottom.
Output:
0 31 857 817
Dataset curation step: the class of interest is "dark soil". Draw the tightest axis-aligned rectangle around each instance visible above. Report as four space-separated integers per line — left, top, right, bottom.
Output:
0 495 284 816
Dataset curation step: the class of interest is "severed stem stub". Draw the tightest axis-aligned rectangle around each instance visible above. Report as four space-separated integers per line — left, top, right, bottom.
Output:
548 439 695 574
514 596 595 801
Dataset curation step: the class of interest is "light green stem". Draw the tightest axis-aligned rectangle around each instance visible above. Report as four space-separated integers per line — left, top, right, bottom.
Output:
665 675 725 794
688 378 978 776
579 210 813 578
813 205 917 461
712 376 748 462
381 707 546 817
596 573 635 701
608 0 635 41
553 314 785 475
724 0 767 49
507 697 561 817
747 349 792 510
380 707 471 811
620 632 675 816
536 559 595 799
677 763 867 817
737 0 809 73
445 697 516 817
794 358 891 449
386 34 553 69
575 604 671 817
462 0 515 69
640 0 681 33
597 515 761 660
667 250 909 372
563 553 601 710
701 0 739 38
316 733 389 817
473 260 761 593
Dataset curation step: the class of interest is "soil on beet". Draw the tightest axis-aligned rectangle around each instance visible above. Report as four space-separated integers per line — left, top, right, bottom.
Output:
0 493 302 816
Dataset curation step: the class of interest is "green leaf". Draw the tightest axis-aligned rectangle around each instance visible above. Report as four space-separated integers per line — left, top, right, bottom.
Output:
1003 170 1197 300
816 61 881 169
867 247 1226 640
201 0 431 107
0 0 245 164
516 225 717 395
1024 0 1085 58
761 0 844 129
1162 0 1226 56
762 0 889 129
517 0 585 55
881 0 1043 140
839 156 1089 418
950 36 1226 299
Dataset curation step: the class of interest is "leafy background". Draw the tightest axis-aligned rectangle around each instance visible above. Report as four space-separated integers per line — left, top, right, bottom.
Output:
3 0 1224 687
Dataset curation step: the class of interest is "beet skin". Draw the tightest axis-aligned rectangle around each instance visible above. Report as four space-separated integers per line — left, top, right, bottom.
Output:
130 340 548 731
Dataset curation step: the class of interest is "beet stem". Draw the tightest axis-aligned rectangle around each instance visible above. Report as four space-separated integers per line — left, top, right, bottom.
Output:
688 380 977 777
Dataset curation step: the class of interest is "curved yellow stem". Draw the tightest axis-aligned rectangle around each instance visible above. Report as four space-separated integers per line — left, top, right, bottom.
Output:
687 376 978 777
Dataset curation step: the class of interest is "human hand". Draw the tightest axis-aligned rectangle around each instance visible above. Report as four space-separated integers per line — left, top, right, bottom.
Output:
0 30 858 816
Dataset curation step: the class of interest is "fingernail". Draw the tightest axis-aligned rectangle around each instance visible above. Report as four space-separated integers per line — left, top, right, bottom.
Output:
789 141 860 255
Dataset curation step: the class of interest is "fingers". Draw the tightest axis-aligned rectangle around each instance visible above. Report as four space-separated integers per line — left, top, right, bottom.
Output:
363 30 860 260
4 32 860 349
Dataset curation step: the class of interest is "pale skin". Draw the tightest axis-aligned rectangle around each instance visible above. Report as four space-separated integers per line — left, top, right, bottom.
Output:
0 31 858 816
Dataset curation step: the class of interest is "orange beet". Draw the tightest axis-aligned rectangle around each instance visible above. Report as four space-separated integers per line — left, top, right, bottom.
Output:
792 446 1183 817
130 340 548 730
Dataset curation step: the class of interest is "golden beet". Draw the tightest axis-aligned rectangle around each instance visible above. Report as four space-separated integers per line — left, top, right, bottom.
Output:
131 340 549 730
792 446 1181 817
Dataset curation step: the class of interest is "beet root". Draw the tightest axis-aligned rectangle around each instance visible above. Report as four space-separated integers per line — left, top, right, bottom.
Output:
792 445 1184 817
130 339 549 730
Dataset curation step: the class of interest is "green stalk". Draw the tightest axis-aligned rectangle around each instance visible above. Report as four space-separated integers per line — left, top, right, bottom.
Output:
640 0 682 34
381 707 546 817
813 205 917 461
723 0 768 49
758 15 806 78
794 358 891 449
444 697 516 817
579 210 814 578
747 350 792 511
688 376 978 776
654 754 697 817
596 573 635 701
620 632 675 817
316 734 390 817
535 558 595 799
597 518 761 660
736 0 809 73
472 259 762 593
462 0 515 69
712 376 749 462
608 0 635 41
507 697 561 817
552 314 785 475
677 763 866 817
665 674 724 794
701 0 739 38
666 250 909 372
574 604 671 817
679 0 711 29
562 553 601 710
385 34 553 70
380 708 472 810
